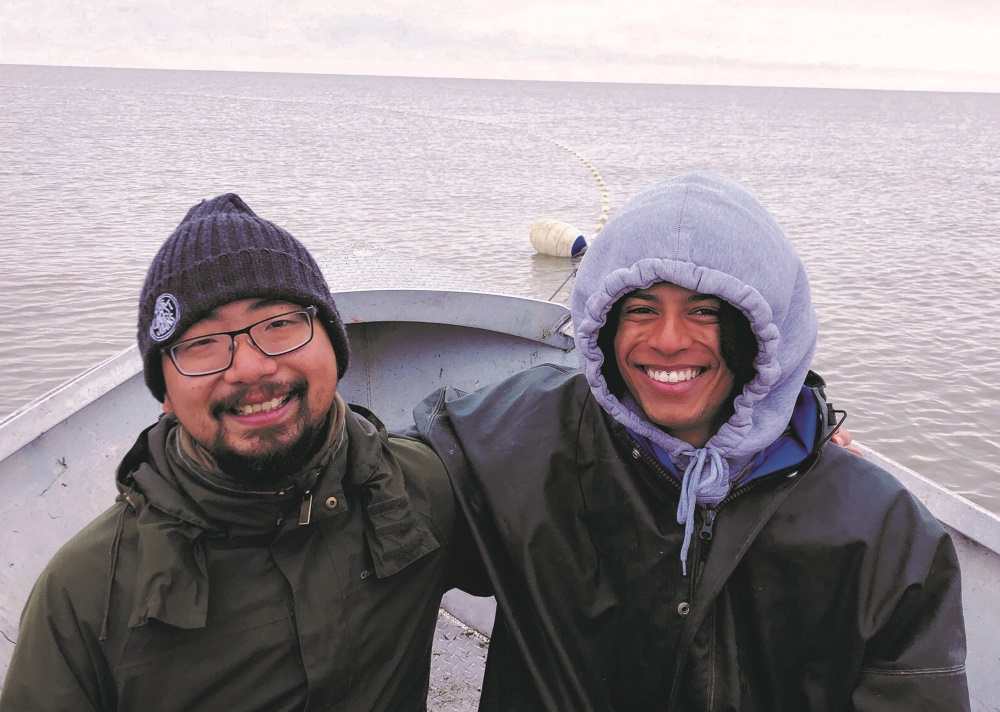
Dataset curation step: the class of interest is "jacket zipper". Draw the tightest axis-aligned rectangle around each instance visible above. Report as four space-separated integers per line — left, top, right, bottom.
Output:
699 507 717 540
298 489 313 526
628 443 710 590
628 437 811 586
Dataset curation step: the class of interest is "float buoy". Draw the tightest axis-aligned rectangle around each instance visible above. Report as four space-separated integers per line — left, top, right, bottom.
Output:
529 219 587 258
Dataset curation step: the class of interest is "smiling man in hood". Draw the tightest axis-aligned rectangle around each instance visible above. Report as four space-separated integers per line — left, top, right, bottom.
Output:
1 194 458 711
416 173 969 710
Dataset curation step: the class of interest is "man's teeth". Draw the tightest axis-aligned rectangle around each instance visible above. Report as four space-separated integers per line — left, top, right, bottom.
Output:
646 367 699 384
235 396 288 415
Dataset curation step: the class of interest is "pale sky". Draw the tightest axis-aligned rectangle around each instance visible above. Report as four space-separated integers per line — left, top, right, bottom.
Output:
2 0 998 92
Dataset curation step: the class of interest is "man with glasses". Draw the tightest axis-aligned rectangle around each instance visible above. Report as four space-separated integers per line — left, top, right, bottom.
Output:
0 194 458 711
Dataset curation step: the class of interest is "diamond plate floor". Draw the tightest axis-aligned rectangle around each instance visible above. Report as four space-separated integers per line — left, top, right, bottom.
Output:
428 608 489 711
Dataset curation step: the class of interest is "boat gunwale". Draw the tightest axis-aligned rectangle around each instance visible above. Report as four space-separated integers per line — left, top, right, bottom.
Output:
333 287 576 349
858 444 1000 556
0 346 141 463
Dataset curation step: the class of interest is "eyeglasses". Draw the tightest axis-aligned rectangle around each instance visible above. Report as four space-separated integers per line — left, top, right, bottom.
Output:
164 306 318 376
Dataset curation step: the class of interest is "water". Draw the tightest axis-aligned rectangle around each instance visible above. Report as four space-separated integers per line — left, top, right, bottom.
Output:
1 64 998 513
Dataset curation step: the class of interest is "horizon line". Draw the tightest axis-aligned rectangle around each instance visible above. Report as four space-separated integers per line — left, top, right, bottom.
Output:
3 60 998 97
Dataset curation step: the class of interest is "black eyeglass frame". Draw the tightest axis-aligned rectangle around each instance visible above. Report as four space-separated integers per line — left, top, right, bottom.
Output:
162 305 318 377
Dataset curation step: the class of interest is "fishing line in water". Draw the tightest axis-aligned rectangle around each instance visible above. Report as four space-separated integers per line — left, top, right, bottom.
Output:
359 103 611 301
525 131 610 239
361 103 611 247
126 91 614 252
548 264 579 301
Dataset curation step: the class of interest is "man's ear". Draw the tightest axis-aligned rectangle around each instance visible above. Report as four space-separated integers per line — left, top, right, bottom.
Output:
163 392 175 415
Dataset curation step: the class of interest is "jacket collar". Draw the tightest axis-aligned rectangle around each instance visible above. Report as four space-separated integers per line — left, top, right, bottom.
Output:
113 401 440 630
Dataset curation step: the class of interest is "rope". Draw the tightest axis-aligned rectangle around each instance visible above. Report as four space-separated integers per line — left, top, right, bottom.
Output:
548 267 578 301
364 104 611 239
531 133 610 238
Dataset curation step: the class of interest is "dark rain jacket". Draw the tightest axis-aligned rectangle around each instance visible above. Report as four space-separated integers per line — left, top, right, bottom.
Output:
415 365 969 711
0 405 456 712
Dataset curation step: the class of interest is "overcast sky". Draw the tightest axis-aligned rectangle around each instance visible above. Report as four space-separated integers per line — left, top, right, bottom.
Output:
2 0 998 92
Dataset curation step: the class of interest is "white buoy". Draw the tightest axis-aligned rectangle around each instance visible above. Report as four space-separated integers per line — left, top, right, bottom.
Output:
529 219 587 258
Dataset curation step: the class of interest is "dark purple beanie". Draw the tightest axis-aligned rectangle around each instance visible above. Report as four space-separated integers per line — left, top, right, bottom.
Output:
138 193 350 401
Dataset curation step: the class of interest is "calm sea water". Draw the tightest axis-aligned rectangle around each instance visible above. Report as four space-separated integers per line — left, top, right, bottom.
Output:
1 64 998 512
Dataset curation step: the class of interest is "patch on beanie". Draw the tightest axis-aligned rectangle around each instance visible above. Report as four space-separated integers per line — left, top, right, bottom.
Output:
150 293 180 342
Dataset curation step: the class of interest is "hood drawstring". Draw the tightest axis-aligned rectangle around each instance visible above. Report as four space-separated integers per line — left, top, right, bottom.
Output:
676 447 729 575
100 493 136 642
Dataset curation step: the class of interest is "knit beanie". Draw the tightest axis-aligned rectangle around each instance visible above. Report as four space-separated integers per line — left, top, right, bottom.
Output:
138 193 350 401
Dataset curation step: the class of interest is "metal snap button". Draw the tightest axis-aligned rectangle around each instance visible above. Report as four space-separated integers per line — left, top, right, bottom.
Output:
325 496 338 510
677 602 691 616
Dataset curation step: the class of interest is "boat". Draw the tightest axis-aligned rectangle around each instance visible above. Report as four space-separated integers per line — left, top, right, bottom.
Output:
1 250 998 708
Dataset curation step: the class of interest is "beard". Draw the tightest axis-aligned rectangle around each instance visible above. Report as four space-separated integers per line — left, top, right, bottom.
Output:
211 419 328 486
208 380 331 487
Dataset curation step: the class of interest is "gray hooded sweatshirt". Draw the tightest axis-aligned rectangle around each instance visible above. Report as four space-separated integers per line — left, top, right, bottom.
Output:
571 172 818 569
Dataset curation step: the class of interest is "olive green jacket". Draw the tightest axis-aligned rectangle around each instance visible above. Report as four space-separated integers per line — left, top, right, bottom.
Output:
0 405 456 711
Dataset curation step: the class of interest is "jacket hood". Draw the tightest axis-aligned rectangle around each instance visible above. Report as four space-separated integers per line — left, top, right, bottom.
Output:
570 173 817 538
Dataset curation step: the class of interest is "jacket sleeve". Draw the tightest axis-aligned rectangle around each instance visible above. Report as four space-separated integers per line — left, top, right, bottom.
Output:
850 498 970 711
0 567 112 711
0 511 122 712
411 387 493 597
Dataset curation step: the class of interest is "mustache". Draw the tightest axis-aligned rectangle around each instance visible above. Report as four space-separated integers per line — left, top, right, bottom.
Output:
209 380 308 418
